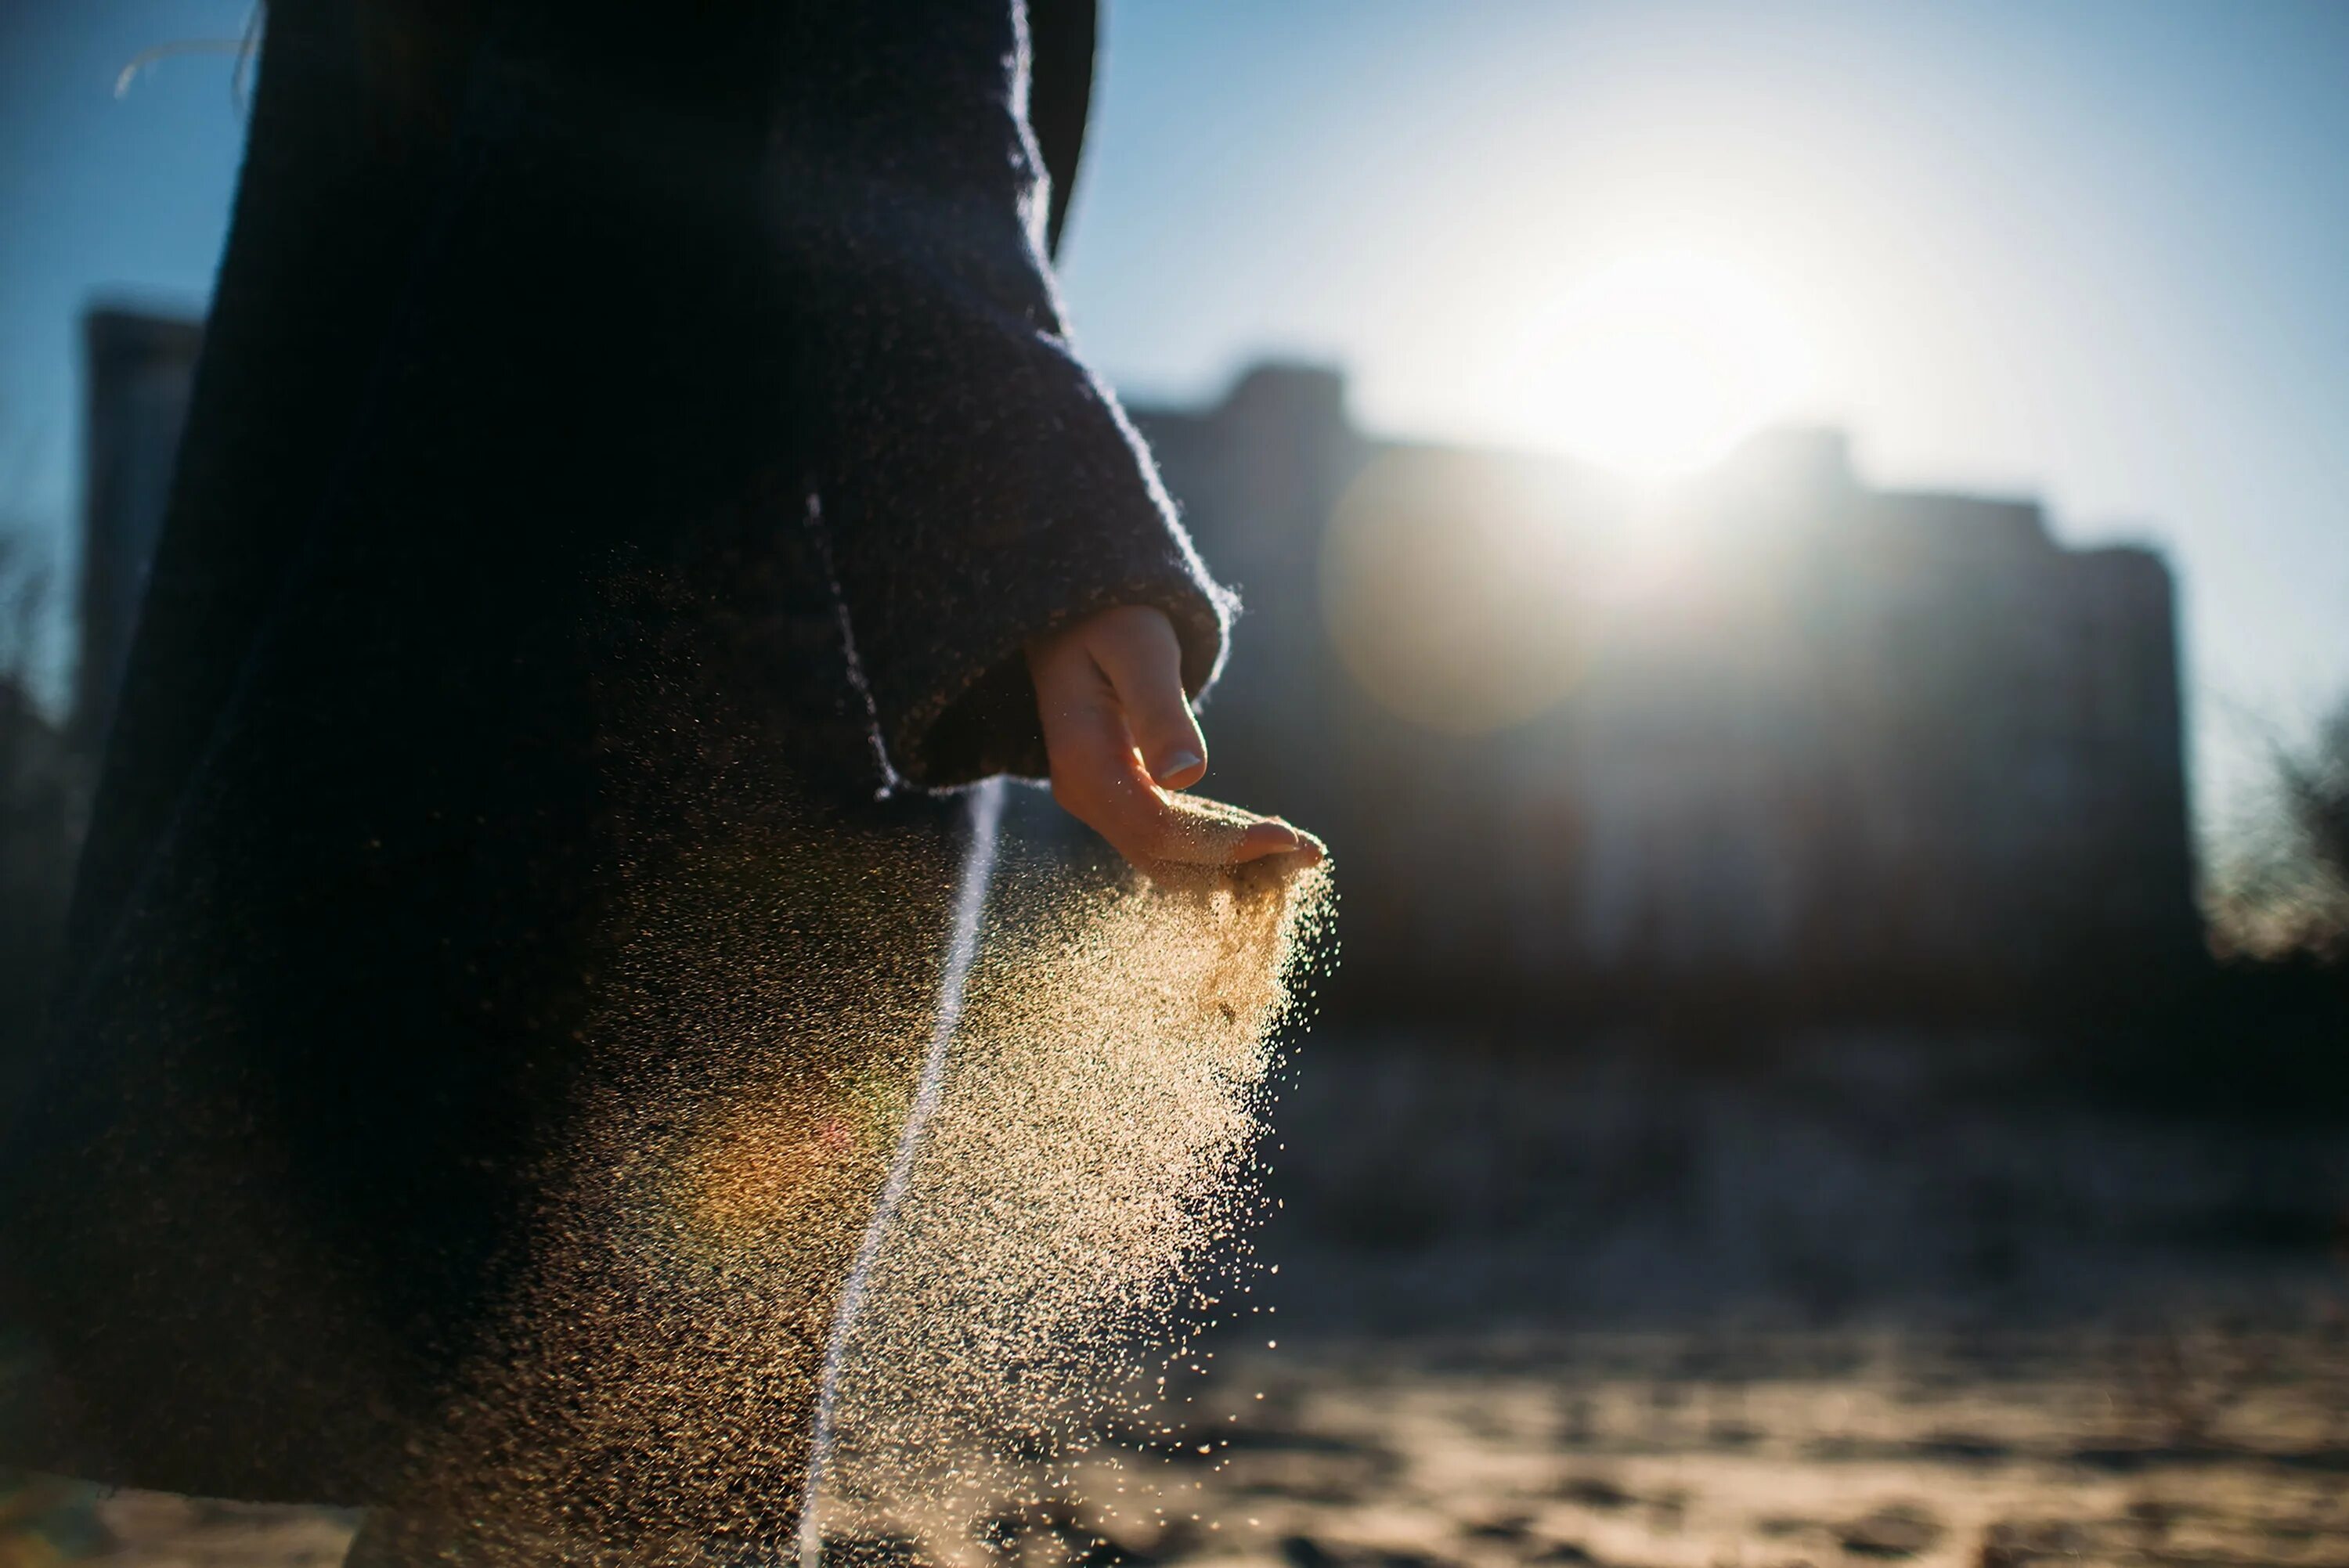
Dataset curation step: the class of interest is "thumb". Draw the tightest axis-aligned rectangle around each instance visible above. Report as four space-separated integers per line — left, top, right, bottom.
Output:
1088 607 1209 789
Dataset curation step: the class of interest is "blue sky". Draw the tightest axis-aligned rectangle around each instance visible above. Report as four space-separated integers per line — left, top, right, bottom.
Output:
4 2 2347 842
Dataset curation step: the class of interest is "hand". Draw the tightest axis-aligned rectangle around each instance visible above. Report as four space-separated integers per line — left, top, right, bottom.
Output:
1027 605 1323 869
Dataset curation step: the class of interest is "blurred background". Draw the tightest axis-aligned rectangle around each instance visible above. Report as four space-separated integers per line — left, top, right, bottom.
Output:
4 3 2349 1565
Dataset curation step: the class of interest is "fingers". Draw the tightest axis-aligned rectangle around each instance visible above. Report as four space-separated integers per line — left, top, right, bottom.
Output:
1056 764 1314 868
1032 699 1227 866
1237 816 1326 866
1083 605 1209 789
1027 604 1324 871
1038 685 1182 864
1034 680 1311 868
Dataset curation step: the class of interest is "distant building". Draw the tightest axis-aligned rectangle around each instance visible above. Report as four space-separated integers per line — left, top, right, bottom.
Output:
1135 364 2199 1010
0 675 85 1100
76 307 203 753
63 310 2196 1008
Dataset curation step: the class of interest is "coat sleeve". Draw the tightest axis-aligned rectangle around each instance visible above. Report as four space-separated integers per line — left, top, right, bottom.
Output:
770 2 1235 789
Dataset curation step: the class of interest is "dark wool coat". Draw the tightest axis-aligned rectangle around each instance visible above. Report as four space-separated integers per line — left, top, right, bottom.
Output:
0 0 1229 1516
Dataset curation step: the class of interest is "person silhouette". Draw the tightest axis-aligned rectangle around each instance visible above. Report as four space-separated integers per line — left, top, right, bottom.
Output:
0 2 1318 1559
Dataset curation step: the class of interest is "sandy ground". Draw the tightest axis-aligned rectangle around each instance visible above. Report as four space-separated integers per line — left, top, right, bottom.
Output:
7 1036 2345 1566
8 1318 2347 1568
1073 1325 2349 1568
0 1481 356 1568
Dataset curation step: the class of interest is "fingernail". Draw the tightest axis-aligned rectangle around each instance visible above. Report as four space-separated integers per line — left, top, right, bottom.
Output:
1153 749 1204 784
1264 820 1326 863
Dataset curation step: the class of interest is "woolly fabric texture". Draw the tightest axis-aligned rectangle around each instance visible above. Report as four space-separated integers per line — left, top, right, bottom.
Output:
0 0 1232 1513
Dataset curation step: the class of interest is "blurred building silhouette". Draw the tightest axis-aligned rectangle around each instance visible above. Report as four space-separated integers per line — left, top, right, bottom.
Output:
0 307 198 1091
53 311 2199 1015
0 676 81 1105
1136 365 2199 1013
76 306 202 754
0 308 171 1094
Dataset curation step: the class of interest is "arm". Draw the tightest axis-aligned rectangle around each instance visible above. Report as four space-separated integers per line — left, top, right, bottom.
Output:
772 2 1229 789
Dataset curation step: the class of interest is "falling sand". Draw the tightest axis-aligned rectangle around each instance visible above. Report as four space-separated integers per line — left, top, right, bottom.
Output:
806 789 1334 1567
345 780 1333 1568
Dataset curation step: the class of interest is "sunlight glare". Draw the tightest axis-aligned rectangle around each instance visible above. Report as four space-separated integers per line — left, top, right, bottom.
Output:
1517 252 1810 478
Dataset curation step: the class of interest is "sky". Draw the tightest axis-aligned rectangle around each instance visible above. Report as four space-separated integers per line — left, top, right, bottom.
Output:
3 1 2347 843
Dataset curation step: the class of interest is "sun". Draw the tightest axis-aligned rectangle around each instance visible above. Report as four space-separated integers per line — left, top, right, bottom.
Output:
1515 251 1811 478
